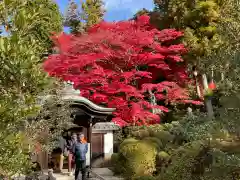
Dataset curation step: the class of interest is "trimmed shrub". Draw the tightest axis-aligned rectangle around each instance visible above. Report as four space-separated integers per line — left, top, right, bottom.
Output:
120 138 138 148
142 137 163 150
147 124 165 135
131 129 150 139
119 138 157 179
133 175 156 180
111 153 126 174
156 151 171 167
158 151 170 161
152 130 174 146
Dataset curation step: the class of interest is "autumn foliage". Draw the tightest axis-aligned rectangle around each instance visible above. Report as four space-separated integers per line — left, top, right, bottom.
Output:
44 15 201 126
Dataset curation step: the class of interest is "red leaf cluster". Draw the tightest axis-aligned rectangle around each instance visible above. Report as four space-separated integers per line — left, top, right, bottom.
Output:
44 15 202 127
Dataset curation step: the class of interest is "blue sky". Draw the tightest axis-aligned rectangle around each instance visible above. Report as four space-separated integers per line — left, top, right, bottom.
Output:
55 0 154 32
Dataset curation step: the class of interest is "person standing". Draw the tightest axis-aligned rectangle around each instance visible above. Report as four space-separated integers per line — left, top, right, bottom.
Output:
55 135 67 173
72 133 88 180
67 132 77 175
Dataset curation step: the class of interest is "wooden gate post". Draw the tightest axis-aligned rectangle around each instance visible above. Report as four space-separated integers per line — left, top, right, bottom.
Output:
87 116 94 168
202 74 214 118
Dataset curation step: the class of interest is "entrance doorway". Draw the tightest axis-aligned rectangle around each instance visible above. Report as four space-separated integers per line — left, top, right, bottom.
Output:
91 133 104 160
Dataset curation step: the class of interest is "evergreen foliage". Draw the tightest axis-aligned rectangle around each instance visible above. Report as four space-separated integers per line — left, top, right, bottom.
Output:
151 0 240 72
64 0 105 33
113 110 240 180
113 138 157 179
81 0 105 29
0 0 63 176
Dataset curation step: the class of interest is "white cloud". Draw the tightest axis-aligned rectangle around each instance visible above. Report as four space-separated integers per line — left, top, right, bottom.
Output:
103 0 154 13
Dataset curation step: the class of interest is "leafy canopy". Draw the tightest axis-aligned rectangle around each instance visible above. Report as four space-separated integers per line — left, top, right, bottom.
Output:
64 0 104 34
44 15 201 127
0 0 62 176
152 0 226 65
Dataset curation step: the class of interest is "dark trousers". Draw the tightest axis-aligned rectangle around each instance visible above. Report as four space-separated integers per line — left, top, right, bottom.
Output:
75 160 86 180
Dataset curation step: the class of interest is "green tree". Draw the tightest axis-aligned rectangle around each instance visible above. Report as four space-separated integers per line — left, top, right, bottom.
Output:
150 0 240 120
132 8 150 20
0 0 62 176
64 0 105 34
0 0 62 55
25 88 73 153
151 0 238 69
64 0 83 34
81 0 105 29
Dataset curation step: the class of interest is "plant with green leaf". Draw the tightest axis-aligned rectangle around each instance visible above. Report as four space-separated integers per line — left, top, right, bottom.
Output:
0 0 62 176
0 0 62 55
64 0 105 34
151 0 240 70
81 0 105 29
25 89 74 153
113 109 240 180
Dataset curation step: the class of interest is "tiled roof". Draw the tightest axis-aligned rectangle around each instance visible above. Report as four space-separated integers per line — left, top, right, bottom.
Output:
62 83 115 114
92 122 119 131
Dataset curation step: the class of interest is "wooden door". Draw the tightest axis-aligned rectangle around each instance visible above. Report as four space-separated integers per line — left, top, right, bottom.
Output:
91 133 104 159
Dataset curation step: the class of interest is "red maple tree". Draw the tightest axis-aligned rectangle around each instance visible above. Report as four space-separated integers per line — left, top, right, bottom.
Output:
44 15 201 126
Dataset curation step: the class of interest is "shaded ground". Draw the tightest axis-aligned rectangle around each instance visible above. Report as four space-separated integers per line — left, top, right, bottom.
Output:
44 168 123 180
13 168 123 180
91 168 123 180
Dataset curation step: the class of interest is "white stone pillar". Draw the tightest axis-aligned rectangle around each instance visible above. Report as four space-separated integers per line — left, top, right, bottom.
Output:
86 143 90 166
104 132 113 160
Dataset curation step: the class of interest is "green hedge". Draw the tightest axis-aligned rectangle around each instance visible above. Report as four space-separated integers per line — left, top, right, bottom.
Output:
131 129 150 139
133 176 156 180
112 124 186 179
120 138 138 148
119 138 157 179
142 137 163 151
111 153 126 174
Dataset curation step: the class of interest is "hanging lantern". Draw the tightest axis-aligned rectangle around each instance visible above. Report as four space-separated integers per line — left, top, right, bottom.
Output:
5 25 9 32
208 67 217 90
208 81 216 90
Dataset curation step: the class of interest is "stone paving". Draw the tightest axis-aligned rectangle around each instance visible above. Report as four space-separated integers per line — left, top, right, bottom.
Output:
43 168 123 180
43 169 96 180
13 168 123 180
91 168 123 180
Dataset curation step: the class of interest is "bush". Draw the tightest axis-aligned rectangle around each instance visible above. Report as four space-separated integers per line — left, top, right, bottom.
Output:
131 129 150 139
120 138 138 148
111 153 119 163
158 151 170 161
156 151 171 168
133 175 156 180
152 130 174 146
142 137 163 150
119 138 157 179
128 124 176 148
111 153 126 174
147 124 165 135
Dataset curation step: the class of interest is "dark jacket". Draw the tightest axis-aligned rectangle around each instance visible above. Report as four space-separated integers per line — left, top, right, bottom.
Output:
58 136 67 153
67 139 76 153
72 142 88 161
